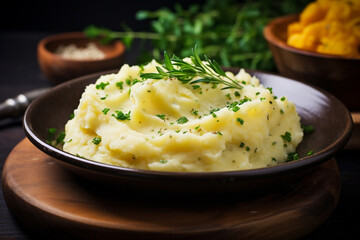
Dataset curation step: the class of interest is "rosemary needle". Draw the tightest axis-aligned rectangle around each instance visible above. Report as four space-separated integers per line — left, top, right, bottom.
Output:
140 45 243 90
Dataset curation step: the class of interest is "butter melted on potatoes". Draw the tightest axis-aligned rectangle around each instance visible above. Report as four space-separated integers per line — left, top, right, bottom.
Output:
63 60 303 172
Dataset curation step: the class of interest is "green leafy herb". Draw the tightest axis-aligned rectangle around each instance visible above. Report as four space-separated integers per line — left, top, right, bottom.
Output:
69 113 75 120
47 128 65 146
286 152 299 162
281 131 292 142
240 142 245 148
140 46 244 91
84 0 310 71
92 136 102 145
96 82 109 90
56 132 66 145
307 150 314 156
102 108 110 115
280 97 286 101
156 114 166 120
236 118 244 125
302 125 315 135
176 116 189 124
116 81 124 90
191 109 199 116
112 110 131 120
160 160 168 163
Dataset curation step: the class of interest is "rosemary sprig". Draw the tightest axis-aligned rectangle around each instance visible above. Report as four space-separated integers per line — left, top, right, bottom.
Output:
140 46 243 90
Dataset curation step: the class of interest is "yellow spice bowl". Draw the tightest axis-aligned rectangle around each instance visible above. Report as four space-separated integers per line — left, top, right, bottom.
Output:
264 14 360 111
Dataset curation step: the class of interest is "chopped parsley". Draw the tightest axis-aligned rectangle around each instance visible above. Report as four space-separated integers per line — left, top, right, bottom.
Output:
256 92 260 96
176 116 189 124
125 78 132 86
56 132 66 145
236 118 244 125
192 85 201 90
92 136 102 145
191 109 199 116
159 160 168 164
69 113 75 120
116 81 123 90
280 97 286 101
112 110 131 120
302 125 315 135
96 82 109 90
307 150 315 156
102 108 110 115
246 146 250 151
240 142 245 148
281 132 292 142
156 114 166 120
267 87 273 94
286 152 299 162
234 92 240 97
100 94 108 100
260 97 266 101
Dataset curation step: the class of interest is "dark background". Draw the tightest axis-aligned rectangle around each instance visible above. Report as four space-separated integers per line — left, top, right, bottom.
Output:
0 0 206 32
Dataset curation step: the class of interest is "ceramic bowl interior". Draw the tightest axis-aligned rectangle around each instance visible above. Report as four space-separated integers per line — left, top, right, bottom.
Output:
23 69 353 196
37 32 125 85
263 14 360 111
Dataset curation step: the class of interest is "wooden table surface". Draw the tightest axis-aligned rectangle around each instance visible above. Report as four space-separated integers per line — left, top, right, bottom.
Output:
0 31 359 239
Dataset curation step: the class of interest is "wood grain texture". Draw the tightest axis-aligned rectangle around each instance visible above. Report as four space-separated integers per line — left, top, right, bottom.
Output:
2 138 341 240
346 112 360 150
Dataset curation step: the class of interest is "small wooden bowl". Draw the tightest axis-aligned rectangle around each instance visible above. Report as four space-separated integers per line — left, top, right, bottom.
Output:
264 14 360 111
37 32 125 85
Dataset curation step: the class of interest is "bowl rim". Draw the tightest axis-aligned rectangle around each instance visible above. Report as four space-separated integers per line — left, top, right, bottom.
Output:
37 31 126 63
23 69 353 179
263 14 360 60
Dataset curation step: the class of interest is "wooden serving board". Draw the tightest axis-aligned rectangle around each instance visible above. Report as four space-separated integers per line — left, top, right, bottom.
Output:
2 138 341 240
347 112 360 149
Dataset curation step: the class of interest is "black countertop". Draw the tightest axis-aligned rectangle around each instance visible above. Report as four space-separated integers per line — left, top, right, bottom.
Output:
0 31 359 239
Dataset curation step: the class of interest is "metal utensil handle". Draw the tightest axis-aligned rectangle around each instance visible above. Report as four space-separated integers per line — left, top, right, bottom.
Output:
0 88 50 120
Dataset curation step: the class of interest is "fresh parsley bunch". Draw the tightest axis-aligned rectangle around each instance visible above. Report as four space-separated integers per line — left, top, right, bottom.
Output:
85 0 311 71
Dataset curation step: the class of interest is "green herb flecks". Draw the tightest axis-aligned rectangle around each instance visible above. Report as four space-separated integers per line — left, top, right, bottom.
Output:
112 110 131 120
281 132 292 143
116 81 124 90
47 128 65 146
286 152 299 162
96 82 109 90
102 108 110 115
302 125 315 135
236 118 244 125
92 136 102 145
176 116 189 124
156 114 166 120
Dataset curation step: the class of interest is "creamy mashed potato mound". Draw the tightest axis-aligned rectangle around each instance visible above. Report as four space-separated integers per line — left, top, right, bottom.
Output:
63 60 303 172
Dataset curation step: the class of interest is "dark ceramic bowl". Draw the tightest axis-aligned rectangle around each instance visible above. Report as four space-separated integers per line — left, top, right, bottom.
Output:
264 14 360 111
23 69 353 196
37 32 125 85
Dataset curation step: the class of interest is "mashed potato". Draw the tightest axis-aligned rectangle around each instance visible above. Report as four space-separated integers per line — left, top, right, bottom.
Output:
63 60 303 172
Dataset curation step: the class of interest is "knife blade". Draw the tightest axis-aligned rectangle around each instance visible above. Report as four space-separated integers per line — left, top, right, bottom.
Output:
0 88 50 120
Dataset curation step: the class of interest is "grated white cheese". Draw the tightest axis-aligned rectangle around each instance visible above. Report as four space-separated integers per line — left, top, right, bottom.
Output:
55 43 105 60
